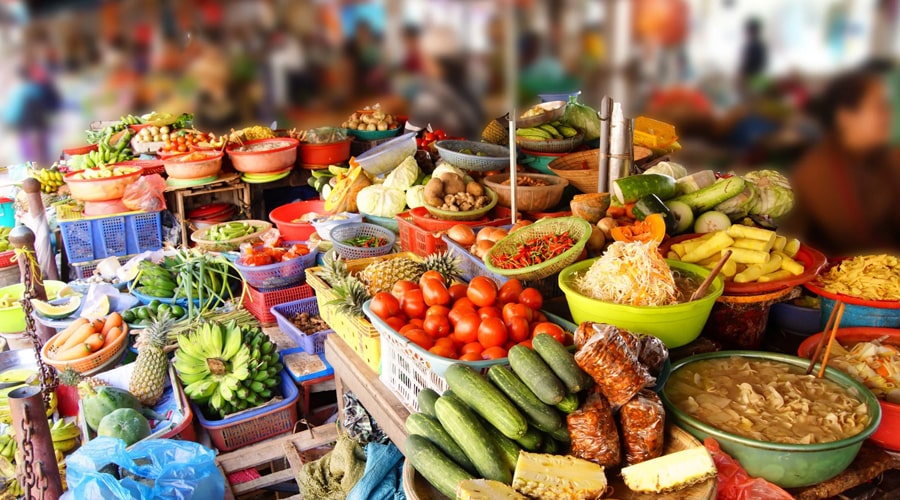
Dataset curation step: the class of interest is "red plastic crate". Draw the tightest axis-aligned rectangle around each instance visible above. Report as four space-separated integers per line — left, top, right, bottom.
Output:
396 211 447 256
242 283 315 324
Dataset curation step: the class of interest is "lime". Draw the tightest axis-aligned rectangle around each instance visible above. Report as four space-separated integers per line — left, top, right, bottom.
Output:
136 307 150 320
122 309 135 323
170 304 185 319
157 303 171 317
148 299 161 311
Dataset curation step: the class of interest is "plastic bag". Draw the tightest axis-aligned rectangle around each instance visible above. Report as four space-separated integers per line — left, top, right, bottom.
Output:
704 438 792 500
637 334 669 376
305 127 348 144
122 175 167 212
619 389 665 465
567 393 620 466
65 437 223 500
574 323 654 407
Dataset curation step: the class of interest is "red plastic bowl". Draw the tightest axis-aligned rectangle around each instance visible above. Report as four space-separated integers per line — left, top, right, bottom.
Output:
269 199 327 240
299 139 352 166
798 327 900 451
227 138 299 173
660 233 827 295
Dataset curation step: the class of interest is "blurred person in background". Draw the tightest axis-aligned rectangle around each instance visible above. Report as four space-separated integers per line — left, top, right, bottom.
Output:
190 29 240 131
738 18 768 95
789 68 900 255
406 26 484 140
3 63 60 166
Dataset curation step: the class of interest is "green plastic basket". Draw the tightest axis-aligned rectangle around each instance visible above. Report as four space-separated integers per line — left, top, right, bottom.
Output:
484 216 591 281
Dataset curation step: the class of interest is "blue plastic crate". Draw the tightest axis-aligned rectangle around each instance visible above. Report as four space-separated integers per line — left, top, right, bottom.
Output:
271 298 332 354
60 211 163 263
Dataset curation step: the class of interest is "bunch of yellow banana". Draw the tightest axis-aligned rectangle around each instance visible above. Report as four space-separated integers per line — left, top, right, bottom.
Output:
49 419 80 453
0 389 56 425
0 436 15 463
29 166 65 194
0 369 56 424
516 120 580 140
0 477 21 499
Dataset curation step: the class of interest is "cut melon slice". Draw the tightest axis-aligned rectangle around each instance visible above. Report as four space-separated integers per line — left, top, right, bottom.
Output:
32 296 81 319
79 295 110 321
56 286 82 299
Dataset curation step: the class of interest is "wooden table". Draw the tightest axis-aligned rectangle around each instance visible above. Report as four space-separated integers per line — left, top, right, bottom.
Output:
324 334 411 453
164 173 251 246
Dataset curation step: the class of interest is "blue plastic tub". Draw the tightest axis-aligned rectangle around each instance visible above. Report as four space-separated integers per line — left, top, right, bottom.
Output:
820 296 900 329
0 198 14 228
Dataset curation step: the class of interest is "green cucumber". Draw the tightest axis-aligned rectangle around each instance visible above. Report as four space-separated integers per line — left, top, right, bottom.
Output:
612 174 677 204
531 334 588 393
670 176 745 213
514 426 544 452
405 434 475 498
549 426 571 444
417 388 441 418
694 211 732 234
405 413 476 474
444 364 527 439
555 393 580 414
476 415 522 475
508 346 566 406
632 194 677 233
666 200 694 234
541 437 559 454
487 365 563 433
675 170 717 195
435 395 511 483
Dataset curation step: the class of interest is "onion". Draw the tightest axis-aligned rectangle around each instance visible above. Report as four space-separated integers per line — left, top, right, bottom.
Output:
510 220 532 233
587 225 606 252
472 239 495 259
597 217 618 239
476 227 498 242
447 224 476 246
487 227 508 243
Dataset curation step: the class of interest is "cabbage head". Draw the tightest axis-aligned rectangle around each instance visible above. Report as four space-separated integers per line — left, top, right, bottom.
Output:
384 156 420 190
433 162 474 184
744 170 794 219
715 184 758 220
406 185 426 209
356 185 407 217
563 96 601 141
643 161 688 179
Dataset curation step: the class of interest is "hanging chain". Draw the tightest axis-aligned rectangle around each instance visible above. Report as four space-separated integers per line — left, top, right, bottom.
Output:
17 249 57 411
18 411 36 499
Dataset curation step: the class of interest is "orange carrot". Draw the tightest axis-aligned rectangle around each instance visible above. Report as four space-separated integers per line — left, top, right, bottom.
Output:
606 206 626 218
57 323 95 352
101 312 122 337
52 318 89 349
102 326 124 349
625 202 636 219
84 333 104 353
53 344 91 361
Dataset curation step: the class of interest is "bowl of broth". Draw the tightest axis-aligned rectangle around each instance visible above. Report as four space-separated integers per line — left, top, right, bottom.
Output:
661 351 881 488
558 259 723 347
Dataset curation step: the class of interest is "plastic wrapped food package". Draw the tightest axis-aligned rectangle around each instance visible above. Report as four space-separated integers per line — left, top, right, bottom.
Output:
574 323 654 407
567 393 621 467
620 390 666 465
638 335 669 376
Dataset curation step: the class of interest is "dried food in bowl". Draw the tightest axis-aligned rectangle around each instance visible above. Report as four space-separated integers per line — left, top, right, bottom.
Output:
162 151 224 179
226 138 299 173
483 173 568 213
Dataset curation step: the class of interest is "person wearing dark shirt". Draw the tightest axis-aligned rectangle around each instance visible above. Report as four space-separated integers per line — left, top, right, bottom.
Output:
739 19 767 84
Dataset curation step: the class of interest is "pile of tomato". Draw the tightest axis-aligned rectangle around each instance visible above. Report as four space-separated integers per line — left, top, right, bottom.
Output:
369 273 569 361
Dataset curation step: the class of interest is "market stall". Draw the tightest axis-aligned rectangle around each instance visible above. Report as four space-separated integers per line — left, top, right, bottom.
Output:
0 90 898 500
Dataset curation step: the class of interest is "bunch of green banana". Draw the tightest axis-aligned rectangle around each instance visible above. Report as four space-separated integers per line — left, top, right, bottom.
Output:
0 435 15 463
1 477 22 499
118 114 144 126
174 321 252 418
220 326 282 419
206 222 259 242
516 121 579 140
29 167 65 194
81 131 135 169
49 419 80 453
134 261 178 299
0 227 10 252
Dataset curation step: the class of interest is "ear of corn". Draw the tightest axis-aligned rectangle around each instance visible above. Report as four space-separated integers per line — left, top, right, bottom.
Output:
511 451 607 500
620 446 716 493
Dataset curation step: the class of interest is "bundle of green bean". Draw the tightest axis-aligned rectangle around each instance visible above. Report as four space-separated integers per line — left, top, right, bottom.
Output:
206 222 260 242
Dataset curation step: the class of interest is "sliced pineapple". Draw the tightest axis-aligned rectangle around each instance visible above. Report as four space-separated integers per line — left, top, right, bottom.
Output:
621 446 716 494
457 479 526 500
512 451 607 500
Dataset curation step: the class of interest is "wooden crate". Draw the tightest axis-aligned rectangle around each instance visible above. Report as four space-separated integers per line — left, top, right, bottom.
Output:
217 423 338 499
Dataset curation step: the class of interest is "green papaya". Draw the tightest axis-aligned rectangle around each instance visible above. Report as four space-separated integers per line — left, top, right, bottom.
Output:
80 384 145 432
97 408 151 446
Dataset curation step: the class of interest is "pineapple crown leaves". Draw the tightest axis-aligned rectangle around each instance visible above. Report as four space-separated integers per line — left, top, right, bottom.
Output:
59 367 83 387
425 251 463 283
317 254 350 287
327 275 371 317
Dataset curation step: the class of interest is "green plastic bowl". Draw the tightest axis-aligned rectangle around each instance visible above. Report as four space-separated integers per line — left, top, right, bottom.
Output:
558 259 723 347
661 351 882 488
0 281 67 334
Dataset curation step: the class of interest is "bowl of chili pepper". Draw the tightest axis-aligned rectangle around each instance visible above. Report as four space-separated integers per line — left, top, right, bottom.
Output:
330 223 396 260
485 216 592 281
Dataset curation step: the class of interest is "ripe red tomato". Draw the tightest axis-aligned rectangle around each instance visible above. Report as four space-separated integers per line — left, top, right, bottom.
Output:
498 279 524 305
460 342 484 355
391 280 419 300
478 317 508 348
452 297 477 311
422 279 451 307
502 303 532 325
507 316 530 343
517 339 534 349
370 292 400 320
426 305 451 318
533 311 548 323
532 322 566 344
404 328 434 350
481 346 508 360
448 305 476 327
448 283 468 302
452 313 481 344
419 270 445 286
459 352 483 361
518 288 543 310
423 314 451 338
408 318 424 329
478 307 502 321
429 343 457 359
384 316 407 332
401 289 427 319
467 276 498 308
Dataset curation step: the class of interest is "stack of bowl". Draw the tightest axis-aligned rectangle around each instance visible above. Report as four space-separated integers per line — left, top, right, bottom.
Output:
226 138 299 181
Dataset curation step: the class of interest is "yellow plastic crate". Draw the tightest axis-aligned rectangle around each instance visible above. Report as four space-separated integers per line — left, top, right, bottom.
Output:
304 252 423 373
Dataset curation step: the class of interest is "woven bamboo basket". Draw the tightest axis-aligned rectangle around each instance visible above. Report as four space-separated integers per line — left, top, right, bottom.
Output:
484 216 591 281
482 173 568 212
548 147 655 194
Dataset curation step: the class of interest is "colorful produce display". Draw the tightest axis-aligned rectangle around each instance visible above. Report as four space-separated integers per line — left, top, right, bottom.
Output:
205 221 262 242
239 242 311 266
43 312 126 362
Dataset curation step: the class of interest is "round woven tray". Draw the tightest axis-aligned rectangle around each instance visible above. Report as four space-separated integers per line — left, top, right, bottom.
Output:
434 140 510 172
485 216 591 281
516 131 584 153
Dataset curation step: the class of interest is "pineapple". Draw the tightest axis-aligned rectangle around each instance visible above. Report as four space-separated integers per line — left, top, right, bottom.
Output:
317 254 350 288
329 276 371 317
457 479 526 499
359 252 461 295
58 367 109 399
512 451 607 500
620 446 716 493
128 314 175 406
